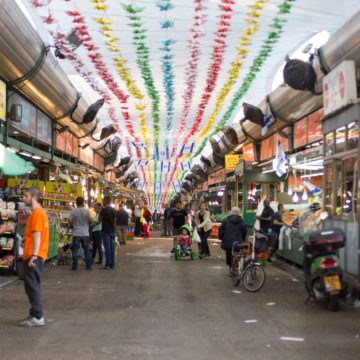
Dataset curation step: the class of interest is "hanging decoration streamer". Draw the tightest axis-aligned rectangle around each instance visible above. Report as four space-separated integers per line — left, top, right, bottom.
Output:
192 0 297 157
65 11 140 143
91 0 151 197
123 4 161 146
91 0 144 100
156 0 176 204
182 0 236 144
123 3 162 206
195 0 268 140
163 0 236 202
171 0 208 157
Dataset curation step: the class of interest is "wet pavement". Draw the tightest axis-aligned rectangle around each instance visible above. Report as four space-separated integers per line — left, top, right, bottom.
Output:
0 237 359 360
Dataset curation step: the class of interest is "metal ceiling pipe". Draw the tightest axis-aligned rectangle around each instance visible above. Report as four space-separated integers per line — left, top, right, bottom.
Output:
0 1 105 151
212 10 360 167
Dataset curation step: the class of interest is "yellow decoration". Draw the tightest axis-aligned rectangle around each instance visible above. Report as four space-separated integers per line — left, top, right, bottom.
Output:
7 178 45 192
194 1 268 141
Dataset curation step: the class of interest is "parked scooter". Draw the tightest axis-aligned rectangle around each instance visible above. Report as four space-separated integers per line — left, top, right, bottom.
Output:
303 212 347 311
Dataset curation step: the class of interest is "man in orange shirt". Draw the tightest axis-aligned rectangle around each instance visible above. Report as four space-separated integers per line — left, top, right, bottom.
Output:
19 188 49 327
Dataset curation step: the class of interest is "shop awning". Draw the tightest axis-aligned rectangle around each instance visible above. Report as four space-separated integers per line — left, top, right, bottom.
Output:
0 144 35 176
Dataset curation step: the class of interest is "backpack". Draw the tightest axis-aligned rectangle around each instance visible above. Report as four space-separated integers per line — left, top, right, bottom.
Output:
283 58 316 92
144 210 152 223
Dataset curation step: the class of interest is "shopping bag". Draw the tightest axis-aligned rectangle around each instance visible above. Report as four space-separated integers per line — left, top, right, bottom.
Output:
193 228 201 243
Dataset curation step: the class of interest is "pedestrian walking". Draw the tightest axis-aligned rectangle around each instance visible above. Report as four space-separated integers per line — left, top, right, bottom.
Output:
116 204 129 245
218 207 247 273
142 204 152 239
162 204 172 236
100 196 116 269
195 203 212 258
92 202 103 265
19 188 49 327
152 209 160 230
69 197 92 271
170 201 188 252
134 200 142 236
256 198 275 234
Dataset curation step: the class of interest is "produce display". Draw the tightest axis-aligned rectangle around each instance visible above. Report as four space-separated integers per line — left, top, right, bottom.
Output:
0 255 14 266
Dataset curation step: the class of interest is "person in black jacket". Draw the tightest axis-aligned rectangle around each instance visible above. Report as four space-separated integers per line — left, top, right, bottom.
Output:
218 207 247 272
116 204 129 245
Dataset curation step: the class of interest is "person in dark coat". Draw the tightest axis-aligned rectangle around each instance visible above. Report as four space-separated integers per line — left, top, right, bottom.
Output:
218 207 247 272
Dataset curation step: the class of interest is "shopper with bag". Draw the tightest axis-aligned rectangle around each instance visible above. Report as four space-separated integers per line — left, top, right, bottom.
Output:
195 203 212 258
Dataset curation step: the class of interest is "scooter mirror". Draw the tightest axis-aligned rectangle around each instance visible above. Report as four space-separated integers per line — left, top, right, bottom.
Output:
320 211 329 221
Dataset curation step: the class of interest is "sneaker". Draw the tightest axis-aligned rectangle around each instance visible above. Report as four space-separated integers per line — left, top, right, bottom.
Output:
19 316 45 327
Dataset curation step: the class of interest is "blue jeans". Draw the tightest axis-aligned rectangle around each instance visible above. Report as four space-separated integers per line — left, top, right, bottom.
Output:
92 231 103 263
103 232 116 268
72 236 92 270
200 229 211 255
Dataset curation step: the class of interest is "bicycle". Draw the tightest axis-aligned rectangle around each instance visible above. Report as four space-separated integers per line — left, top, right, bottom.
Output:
231 237 266 292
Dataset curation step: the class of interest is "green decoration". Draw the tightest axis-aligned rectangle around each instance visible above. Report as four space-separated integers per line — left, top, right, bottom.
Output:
192 0 297 157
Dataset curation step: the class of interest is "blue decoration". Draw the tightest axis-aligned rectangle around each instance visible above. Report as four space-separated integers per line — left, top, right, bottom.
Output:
160 20 174 29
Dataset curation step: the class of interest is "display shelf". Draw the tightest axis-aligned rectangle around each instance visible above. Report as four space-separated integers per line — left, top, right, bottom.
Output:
0 248 13 251
41 197 75 202
3 232 15 235
0 264 11 268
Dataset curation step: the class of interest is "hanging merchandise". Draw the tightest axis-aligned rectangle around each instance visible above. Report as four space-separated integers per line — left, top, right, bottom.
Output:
192 0 297 157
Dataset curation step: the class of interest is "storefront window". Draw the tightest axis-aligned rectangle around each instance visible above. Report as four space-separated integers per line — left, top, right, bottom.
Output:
324 163 333 213
325 132 334 157
343 157 357 214
347 122 359 151
335 126 347 153
334 160 343 215
246 183 261 211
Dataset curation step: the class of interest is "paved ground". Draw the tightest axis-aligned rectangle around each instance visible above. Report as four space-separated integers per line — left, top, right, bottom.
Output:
0 237 359 360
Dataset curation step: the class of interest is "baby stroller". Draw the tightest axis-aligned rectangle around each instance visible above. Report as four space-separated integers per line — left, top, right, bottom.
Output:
58 243 72 265
174 225 197 261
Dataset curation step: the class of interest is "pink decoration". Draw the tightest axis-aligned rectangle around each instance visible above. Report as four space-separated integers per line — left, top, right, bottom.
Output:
164 0 235 197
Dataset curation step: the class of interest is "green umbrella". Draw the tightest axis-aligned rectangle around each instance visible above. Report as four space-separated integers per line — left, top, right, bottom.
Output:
0 144 35 176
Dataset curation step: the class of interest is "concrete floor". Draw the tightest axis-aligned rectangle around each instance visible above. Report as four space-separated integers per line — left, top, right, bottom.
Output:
0 237 359 360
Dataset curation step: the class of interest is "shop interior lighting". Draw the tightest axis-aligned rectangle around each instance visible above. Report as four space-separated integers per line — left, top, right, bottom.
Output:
7 147 18 154
300 172 324 178
292 192 299 203
262 168 275 174
32 155 41 160
217 191 224 196
287 188 293 196
19 151 32 157
13 131 19 135
302 189 308 201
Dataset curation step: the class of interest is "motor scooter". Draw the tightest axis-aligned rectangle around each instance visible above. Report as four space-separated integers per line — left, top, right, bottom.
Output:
303 214 347 311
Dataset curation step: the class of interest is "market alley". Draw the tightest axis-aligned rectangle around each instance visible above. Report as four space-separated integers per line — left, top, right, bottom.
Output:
0 237 359 360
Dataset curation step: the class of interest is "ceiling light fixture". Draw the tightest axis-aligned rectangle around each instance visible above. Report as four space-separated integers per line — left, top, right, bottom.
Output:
19 151 32 157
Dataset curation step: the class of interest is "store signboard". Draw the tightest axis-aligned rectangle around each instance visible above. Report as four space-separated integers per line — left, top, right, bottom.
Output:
0 80 6 121
208 169 225 185
45 181 71 194
94 153 104 172
323 60 357 116
225 154 240 171
36 111 52 144
243 143 254 162
7 178 45 191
